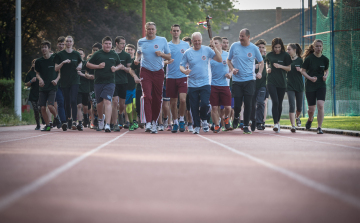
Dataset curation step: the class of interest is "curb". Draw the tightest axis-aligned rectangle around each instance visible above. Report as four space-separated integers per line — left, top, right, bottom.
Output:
264 125 360 137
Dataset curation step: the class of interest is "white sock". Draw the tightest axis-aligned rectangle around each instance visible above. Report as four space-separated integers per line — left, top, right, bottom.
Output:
174 119 179 125
179 116 184 121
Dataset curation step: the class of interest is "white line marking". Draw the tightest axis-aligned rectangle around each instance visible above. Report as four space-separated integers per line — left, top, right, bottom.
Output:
258 132 360 150
0 133 60 144
0 131 128 211
198 134 360 209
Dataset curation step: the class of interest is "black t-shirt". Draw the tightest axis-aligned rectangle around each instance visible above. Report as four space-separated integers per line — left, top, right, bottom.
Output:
130 60 141 90
265 51 292 88
255 55 267 90
302 54 329 92
35 55 58 92
25 70 39 101
79 60 90 93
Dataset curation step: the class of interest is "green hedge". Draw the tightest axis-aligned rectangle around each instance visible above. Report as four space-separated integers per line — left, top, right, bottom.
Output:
0 79 28 108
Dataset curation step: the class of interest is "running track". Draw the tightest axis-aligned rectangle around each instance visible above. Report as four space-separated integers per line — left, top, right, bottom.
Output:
0 125 360 222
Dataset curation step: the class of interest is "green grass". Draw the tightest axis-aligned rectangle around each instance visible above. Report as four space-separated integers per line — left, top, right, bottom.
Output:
265 116 360 131
0 107 36 127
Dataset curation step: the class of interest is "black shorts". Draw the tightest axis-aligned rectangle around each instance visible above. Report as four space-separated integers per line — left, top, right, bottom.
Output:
265 89 269 99
231 80 256 98
94 83 116 103
77 92 89 106
306 88 326 106
113 83 127 99
39 90 56 107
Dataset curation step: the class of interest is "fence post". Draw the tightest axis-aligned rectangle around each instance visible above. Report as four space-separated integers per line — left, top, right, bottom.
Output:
331 0 337 116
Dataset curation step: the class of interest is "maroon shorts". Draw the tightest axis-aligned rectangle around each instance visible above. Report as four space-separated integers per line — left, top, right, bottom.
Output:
166 77 188 98
210 85 232 107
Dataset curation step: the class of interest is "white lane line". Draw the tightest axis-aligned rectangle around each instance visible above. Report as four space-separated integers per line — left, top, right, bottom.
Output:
258 132 360 150
198 135 360 209
0 133 60 144
0 131 128 212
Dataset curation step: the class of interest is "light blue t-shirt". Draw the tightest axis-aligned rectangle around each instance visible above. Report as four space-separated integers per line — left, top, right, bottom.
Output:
180 46 216 88
137 36 170 71
210 50 230 86
167 40 190 79
228 42 263 82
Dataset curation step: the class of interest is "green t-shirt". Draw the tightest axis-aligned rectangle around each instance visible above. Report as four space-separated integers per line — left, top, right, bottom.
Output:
130 60 141 90
53 50 82 88
25 70 39 101
88 49 121 84
35 55 58 92
79 60 90 93
255 55 267 90
265 51 292 88
302 54 329 92
126 59 136 90
85 56 95 91
287 57 304 92
115 50 132 84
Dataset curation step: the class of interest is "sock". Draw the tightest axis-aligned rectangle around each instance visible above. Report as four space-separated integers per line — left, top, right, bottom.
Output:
174 119 179 125
179 116 184 121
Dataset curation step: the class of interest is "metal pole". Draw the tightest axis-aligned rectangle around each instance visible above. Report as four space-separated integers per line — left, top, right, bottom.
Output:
15 0 22 120
331 0 337 116
142 0 146 37
309 0 313 42
302 0 306 117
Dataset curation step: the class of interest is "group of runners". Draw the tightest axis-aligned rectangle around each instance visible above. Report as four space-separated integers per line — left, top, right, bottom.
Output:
25 22 329 134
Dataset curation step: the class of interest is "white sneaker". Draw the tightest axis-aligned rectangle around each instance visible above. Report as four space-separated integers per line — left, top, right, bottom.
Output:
151 121 157 134
104 123 111 132
98 118 105 130
296 117 301 127
273 123 279 132
276 125 281 133
164 119 168 127
291 125 296 133
145 122 151 132
193 127 200 134
157 124 164 131
202 120 209 132
188 125 194 132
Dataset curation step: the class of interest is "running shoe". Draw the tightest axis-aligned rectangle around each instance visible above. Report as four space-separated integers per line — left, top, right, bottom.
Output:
224 117 233 130
166 125 172 131
151 121 158 134
239 121 244 130
114 124 120 132
193 127 200 134
62 122 68 131
172 124 178 133
262 123 266 130
98 118 105 131
257 123 263 131
273 123 279 132
213 125 220 133
202 121 209 132
276 125 281 133
35 125 41 130
243 126 252 134
104 123 111 132
41 125 51 131
291 125 296 133
317 127 324 134
306 120 312 130
77 123 83 131
49 121 53 128
158 124 164 131
110 124 114 131
296 117 301 127
232 118 239 129
145 122 151 132
179 121 185 132
133 121 139 129
210 124 215 131
188 124 194 132
129 123 135 131
71 122 77 130
251 121 256 132
90 123 95 129
139 123 145 129
124 122 130 129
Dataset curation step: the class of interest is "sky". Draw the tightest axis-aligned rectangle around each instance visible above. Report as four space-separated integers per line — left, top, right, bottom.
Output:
234 0 319 10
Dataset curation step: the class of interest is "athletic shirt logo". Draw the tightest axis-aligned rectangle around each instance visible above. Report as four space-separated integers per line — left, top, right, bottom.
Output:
154 44 159 49
202 55 207 61
247 52 252 58
222 60 227 65
181 49 185 54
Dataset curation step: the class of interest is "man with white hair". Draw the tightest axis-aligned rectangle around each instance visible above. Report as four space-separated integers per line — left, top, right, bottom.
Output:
180 32 222 134
135 22 171 134
227 28 264 134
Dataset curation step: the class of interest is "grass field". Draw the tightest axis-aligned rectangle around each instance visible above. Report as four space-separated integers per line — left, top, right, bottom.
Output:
0 107 36 126
266 116 360 131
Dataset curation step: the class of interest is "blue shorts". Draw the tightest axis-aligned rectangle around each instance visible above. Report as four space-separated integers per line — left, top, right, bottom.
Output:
125 88 136 105
94 83 115 103
163 88 170 102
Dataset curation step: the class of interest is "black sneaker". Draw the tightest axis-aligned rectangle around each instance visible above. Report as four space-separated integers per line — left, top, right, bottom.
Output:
243 126 252 134
317 127 324 134
233 118 239 129
41 125 51 131
210 124 215 131
62 122 68 131
77 123 83 131
71 122 77 130
55 116 61 129
110 124 114 131
124 122 130 129
251 121 256 132
262 122 266 130
306 120 312 130
257 123 263 131
35 125 41 130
